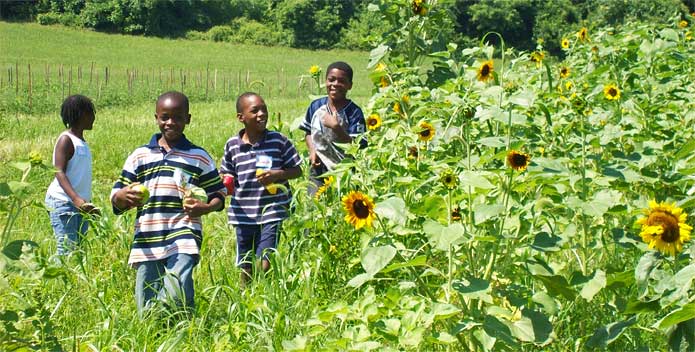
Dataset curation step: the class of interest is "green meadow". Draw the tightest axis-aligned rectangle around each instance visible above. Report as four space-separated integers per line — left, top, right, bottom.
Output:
3 3 695 350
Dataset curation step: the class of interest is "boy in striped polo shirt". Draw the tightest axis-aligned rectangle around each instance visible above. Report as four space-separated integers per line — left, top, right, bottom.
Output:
220 92 302 287
111 91 226 314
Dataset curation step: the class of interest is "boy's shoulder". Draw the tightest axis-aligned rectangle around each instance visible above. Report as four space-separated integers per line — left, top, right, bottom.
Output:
265 130 292 143
309 96 329 109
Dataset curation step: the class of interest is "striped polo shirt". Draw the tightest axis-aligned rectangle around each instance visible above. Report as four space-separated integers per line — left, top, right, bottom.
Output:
111 133 226 265
220 129 302 225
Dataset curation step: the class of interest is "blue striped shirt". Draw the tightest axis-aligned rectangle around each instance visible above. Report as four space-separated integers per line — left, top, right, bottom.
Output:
110 134 226 265
220 129 302 225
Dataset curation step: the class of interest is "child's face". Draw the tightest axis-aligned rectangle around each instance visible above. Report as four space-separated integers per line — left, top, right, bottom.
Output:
237 95 268 133
80 111 95 131
155 97 190 144
325 68 352 102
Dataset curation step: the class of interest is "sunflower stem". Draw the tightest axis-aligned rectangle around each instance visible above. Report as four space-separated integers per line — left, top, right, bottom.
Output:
579 110 589 275
484 169 514 281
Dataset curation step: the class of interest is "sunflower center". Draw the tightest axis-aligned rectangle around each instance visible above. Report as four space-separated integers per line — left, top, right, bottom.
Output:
368 118 378 126
608 88 617 96
511 154 527 166
352 200 370 219
444 176 453 183
647 211 680 243
481 65 490 76
420 129 431 137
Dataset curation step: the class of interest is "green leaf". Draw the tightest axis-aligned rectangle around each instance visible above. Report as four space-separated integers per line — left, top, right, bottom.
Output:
483 315 518 348
474 204 505 224
585 316 637 348
361 245 397 276
532 292 559 315
534 275 577 300
459 171 495 189
347 273 373 288
368 44 389 68
9 161 31 173
635 252 661 299
2 240 39 260
281 335 308 351
580 270 606 301
655 303 695 330
582 190 622 217
509 89 535 108
410 195 447 220
511 309 553 345
375 197 408 226
668 318 695 352
530 232 563 252
431 303 460 320
452 277 492 303
623 299 660 314
382 255 427 273
674 139 695 160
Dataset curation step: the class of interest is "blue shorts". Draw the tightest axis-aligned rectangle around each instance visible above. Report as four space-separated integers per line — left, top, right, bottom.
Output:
45 194 88 256
235 221 281 266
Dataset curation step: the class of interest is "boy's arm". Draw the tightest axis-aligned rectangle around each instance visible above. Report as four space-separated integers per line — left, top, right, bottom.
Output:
183 196 223 218
305 133 321 167
321 112 352 143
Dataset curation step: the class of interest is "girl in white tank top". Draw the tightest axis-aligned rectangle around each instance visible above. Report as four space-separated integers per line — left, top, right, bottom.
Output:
45 95 99 256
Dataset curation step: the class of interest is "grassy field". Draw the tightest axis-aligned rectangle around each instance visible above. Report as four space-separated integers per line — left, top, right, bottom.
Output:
3 9 695 350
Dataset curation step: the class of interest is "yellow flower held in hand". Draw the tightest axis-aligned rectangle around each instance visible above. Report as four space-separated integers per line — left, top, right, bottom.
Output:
342 191 376 230
636 200 692 256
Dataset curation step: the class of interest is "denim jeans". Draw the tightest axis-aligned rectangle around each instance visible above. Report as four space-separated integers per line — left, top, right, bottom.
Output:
235 221 281 267
45 194 88 256
135 253 197 315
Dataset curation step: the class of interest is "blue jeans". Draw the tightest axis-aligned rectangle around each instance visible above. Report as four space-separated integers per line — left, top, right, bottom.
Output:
45 195 88 256
236 221 281 267
135 253 197 315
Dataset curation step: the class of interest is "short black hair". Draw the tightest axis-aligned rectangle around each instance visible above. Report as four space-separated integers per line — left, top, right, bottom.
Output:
327 61 353 82
61 95 95 128
156 91 189 112
236 92 260 113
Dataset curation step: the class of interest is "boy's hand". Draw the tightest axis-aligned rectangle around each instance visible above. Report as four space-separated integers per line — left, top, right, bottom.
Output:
183 197 223 217
79 202 101 216
256 169 283 185
321 111 341 130
309 150 322 168
182 198 206 217
114 184 147 209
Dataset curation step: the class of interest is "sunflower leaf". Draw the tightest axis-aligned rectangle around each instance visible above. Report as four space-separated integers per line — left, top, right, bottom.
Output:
585 316 637 348
375 197 408 226
361 245 397 276
655 303 695 330
580 270 606 302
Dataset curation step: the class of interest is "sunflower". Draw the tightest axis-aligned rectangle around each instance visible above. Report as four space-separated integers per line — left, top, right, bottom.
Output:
380 76 389 88
603 84 621 100
561 38 570 49
366 113 382 131
565 80 574 90
577 27 588 41
411 0 427 16
374 62 387 72
342 191 376 230
477 60 494 82
417 121 435 142
440 169 459 190
309 65 320 77
314 176 335 200
28 151 43 166
393 102 401 114
635 200 692 256
530 51 545 63
560 66 570 79
506 150 531 171
679 20 688 29
407 146 419 159
451 207 462 221
402 95 410 104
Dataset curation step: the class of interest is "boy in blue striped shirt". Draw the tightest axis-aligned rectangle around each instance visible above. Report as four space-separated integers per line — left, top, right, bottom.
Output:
220 92 302 286
111 91 226 314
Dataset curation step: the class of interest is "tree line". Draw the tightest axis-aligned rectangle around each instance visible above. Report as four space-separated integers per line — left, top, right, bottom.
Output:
2 0 694 55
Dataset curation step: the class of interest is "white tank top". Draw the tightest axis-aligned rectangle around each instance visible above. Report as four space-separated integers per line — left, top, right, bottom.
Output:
46 131 92 202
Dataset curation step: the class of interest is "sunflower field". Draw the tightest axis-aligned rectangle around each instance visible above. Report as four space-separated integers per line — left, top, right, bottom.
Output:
3 0 695 351
281 2 695 351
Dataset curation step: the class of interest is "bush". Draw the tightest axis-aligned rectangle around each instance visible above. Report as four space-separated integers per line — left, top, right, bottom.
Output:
206 25 234 42
185 30 207 41
36 12 82 27
337 5 391 50
229 19 289 46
